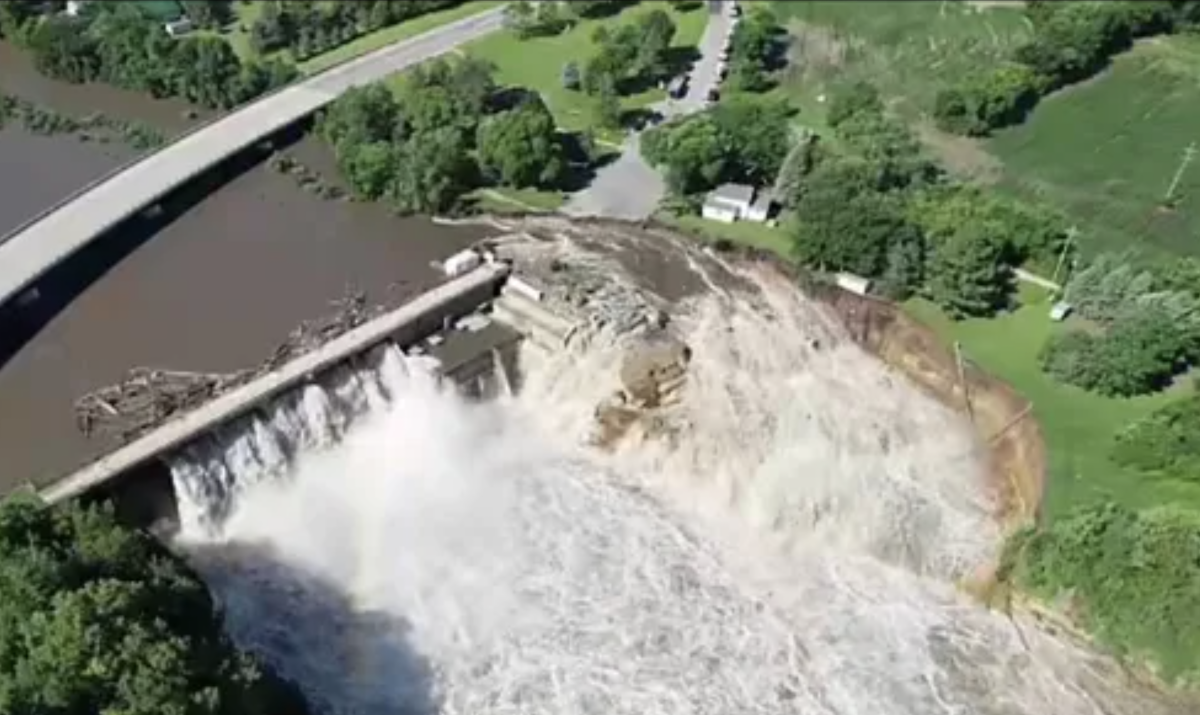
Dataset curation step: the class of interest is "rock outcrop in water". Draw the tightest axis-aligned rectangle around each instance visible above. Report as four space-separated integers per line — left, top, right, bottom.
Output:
593 334 692 450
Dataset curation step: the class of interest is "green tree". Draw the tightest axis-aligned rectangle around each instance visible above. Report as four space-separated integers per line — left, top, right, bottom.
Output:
340 141 398 200
388 127 477 214
319 84 403 147
182 0 234 29
171 35 246 108
711 96 792 186
1112 387 1200 479
0 496 306 715
925 222 1012 318
724 8 784 92
642 115 729 195
1006 501 1200 681
592 81 623 131
790 159 916 277
826 80 883 129
26 16 100 83
633 9 677 78
772 131 822 208
477 96 567 188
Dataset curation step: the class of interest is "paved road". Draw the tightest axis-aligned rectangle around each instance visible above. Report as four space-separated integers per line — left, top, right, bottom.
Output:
562 1 737 220
0 6 506 309
666 0 738 117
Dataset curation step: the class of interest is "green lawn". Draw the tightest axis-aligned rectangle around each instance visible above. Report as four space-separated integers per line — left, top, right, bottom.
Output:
663 213 793 256
465 2 709 139
470 186 567 213
770 0 1032 126
987 36 1200 259
905 285 1200 522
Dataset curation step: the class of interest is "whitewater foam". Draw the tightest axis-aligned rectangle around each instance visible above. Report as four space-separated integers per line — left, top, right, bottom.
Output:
175 260 1178 715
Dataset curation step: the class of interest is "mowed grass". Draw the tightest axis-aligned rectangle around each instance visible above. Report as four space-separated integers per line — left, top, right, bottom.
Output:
465 2 709 137
663 213 793 257
987 36 1200 258
905 285 1200 523
770 0 1032 125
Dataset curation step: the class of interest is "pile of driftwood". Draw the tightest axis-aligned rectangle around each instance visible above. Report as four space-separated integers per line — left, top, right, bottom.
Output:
262 290 369 370
74 368 248 443
74 290 374 443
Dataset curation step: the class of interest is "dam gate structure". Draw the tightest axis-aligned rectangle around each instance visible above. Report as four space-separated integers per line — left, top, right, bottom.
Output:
33 256 587 530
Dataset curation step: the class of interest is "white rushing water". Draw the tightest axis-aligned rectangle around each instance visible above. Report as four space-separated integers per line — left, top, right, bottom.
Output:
172 263 1177 715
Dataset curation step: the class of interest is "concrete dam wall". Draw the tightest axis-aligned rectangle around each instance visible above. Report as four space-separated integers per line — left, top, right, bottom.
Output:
39 260 540 514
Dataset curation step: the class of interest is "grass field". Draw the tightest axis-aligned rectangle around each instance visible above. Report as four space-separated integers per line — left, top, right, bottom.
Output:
906 285 1200 522
987 36 1200 258
770 0 1032 126
663 213 793 256
465 2 709 138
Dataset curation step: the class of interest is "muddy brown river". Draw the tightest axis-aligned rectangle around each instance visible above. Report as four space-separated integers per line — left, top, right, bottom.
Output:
0 42 486 490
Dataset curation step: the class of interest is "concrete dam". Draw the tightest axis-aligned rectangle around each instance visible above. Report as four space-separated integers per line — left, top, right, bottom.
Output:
40 252 588 531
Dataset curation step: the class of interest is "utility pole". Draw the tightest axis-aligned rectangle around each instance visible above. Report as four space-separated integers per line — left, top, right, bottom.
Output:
1050 225 1078 288
1164 141 1198 205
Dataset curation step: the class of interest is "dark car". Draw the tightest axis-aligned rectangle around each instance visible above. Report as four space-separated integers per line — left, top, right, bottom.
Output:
706 88 721 104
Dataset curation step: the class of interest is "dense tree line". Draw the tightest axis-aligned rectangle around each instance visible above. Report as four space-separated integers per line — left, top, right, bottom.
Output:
14 3 295 109
0 495 308 714
723 7 786 93
1112 383 1200 479
645 76 1067 317
317 58 569 214
1039 253 1200 396
503 0 641 39
935 1 1200 136
1002 499 1200 683
250 0 462 60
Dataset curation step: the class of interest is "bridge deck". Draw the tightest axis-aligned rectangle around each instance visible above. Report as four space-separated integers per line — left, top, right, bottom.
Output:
39 262 511 504
0 6 505 307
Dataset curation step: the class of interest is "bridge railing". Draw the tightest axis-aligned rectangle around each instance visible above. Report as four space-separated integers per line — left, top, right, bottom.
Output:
0 3 506 247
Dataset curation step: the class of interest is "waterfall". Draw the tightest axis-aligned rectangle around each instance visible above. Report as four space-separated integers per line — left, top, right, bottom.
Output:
168 344 424 535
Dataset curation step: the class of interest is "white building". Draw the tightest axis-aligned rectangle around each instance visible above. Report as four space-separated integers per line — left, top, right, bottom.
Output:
65 0 89 17
834 272 872 296
701 183 776 224
164 17 196 37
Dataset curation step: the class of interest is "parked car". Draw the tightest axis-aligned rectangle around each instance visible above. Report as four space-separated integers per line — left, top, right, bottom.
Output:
706 88 721 105
667 75 689 99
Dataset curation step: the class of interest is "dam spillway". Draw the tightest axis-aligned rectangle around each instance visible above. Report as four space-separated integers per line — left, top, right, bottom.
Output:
164 222 1188 715
37 260 526 508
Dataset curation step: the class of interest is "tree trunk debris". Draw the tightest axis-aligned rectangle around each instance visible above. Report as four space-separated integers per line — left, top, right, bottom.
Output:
73 289 372 443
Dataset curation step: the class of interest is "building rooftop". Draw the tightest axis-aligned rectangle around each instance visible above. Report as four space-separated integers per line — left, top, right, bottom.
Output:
707 183 754 206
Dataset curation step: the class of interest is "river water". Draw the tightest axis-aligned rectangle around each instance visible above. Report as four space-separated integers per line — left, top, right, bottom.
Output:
173 236 1189 715
0 41 486 490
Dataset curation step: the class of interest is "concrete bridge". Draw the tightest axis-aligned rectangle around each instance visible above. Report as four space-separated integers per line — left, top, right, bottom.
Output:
39 261 517 505
0 5 506 309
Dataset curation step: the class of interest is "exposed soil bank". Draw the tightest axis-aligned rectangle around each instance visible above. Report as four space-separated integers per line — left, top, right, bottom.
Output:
813 287 1046 527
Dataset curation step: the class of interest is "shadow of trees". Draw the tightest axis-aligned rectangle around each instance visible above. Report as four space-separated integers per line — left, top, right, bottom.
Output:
187 541 439 715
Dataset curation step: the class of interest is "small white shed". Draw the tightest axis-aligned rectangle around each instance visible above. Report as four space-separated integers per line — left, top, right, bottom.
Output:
835 272 872 296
